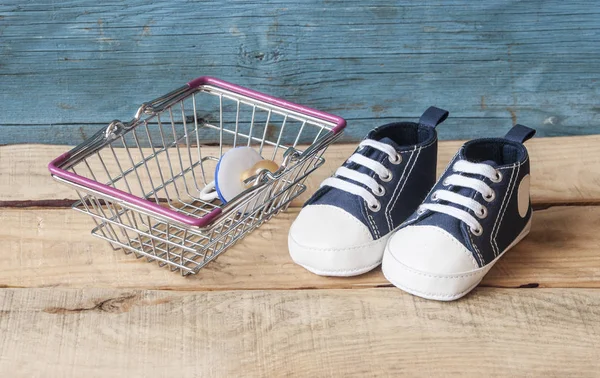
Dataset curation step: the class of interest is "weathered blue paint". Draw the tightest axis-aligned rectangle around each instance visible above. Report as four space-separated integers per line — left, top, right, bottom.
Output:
1 1 599 145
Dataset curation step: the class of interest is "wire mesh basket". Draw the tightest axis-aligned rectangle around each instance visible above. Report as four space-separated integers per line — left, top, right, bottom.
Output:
49 76 346 275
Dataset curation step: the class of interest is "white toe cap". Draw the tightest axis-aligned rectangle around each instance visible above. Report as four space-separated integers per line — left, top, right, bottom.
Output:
288 204 385 276
383 225 487 301
386 225 479 274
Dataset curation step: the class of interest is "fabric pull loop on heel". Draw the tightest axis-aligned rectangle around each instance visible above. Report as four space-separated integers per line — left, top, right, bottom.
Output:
419 106 449 128
504 124 536 143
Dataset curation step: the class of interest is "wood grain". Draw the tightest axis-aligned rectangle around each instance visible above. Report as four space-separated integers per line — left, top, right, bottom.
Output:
1 205 599 290
0 287 599 377
2 1 600 144
5 135 600 206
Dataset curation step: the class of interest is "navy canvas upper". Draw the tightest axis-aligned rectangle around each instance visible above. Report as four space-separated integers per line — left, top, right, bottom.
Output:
305 107 448 240
401 125 535 267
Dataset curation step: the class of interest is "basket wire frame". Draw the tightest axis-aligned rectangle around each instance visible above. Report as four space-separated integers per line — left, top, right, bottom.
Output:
56 84 340 275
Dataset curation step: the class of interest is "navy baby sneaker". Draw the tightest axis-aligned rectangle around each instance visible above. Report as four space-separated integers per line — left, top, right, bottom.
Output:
288 107 449 276
382 124 536 300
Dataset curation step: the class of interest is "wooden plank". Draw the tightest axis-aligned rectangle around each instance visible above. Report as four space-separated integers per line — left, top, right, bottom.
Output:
1 205 599 290
2 1 600 144
3 135 600 205
0 287 599 377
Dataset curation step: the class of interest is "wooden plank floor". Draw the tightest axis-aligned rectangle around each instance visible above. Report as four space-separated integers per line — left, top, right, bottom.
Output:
1 137 599 377
3 135 600 205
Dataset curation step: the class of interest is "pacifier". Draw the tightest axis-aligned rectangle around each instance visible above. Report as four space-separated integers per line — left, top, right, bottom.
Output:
199 147 279 204
240 160 280 187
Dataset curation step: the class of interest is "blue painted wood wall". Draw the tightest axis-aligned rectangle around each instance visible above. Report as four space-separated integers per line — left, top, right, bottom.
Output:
1 0 599 145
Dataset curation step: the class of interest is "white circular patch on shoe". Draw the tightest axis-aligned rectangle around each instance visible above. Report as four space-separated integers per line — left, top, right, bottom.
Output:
517 174 530 218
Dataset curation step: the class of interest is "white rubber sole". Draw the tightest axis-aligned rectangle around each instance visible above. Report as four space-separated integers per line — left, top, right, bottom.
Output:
297 261 381 277
288 232 391 277
382 219 532 301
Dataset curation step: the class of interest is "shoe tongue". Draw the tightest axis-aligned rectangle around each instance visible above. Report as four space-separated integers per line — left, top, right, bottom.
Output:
460 154 500 169
479 159 499 168
356 136 399 160
375 136 401 151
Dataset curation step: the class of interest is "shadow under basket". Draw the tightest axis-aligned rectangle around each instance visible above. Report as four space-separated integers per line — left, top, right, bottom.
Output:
48 76 346 275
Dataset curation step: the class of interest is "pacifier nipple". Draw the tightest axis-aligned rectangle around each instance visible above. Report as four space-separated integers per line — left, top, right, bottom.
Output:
240 160 280 186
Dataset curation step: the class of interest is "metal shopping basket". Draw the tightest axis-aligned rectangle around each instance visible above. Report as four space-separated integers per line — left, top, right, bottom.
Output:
48 76 346 275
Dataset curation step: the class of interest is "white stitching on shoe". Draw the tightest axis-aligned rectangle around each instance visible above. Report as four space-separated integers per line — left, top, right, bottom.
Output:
364 200 380 239
361 201 378 238
384 150 411 230
489 164 516 256
492 162 520 256
400 149 461 227
385 146 417 231
466 156 529 259
458 161 486 266
416 135 438 151
468 227 484 267
358 198 373 239
386 145 422 231
383 138 438 231
385 137 437 231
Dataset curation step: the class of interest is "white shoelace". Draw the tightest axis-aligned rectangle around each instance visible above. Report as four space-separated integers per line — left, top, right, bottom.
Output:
320 139 401 212
419 160 502 235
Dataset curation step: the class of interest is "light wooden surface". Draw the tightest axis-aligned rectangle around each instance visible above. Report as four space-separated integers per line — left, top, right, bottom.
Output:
2 1 600 144
3 135 600 205
1 287 600 377
1 137 600 377
1 205 600 291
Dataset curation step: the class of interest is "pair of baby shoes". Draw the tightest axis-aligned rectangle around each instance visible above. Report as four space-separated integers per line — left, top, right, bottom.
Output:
288 107 535 301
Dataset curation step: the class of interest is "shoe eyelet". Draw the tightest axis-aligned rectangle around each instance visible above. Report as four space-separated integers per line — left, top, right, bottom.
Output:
491 170 503 183
470 227 483 236
416 206 426 215
442 178 450 186
375 185 386 197
369 201 381 212
483 191 495 202
389 153 402 165
476 207 488 219
380 171 393 182
431 191 439 201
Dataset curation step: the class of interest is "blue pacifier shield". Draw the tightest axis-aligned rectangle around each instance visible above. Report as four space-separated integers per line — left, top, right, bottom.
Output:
215 147 263 203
